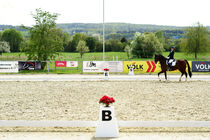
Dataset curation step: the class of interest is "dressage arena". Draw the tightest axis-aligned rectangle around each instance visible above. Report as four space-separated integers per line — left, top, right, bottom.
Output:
0 74 210 139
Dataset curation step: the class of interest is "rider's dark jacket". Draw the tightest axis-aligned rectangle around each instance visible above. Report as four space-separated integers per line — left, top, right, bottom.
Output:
168 50 174 59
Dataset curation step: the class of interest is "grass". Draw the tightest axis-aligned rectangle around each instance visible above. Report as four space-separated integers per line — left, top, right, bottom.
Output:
0 52 209 74
0 52 210 61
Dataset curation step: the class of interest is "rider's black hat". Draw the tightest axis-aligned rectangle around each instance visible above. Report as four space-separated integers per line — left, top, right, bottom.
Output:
171 46 175 49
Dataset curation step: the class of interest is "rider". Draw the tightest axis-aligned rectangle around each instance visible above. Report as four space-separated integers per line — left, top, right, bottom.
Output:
167 46 175 71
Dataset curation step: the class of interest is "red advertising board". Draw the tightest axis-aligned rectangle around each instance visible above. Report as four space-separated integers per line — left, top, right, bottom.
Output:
55 61 67 67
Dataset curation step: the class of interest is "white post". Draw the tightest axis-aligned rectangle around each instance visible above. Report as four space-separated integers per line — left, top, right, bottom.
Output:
128 65 134 75
102 0 105 61
95 106 119 137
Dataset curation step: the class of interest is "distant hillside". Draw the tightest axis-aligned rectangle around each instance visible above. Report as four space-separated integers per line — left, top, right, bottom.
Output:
57 23 184 34
57 23 186 39
1 23 210 39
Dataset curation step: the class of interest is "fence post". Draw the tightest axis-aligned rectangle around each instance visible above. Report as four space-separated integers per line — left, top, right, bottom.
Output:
47 61 50 74
81 61 83 74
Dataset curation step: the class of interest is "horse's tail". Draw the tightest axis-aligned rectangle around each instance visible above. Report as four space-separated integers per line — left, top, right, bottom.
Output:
185 60 192 78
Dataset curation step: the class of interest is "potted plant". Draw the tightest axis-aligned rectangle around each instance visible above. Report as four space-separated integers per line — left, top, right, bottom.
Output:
99 95 115 107
104 68 109 77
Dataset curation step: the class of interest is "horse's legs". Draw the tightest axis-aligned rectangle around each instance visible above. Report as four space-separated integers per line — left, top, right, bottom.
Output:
179 73 184 82
158 71 163 81
164 71 167 80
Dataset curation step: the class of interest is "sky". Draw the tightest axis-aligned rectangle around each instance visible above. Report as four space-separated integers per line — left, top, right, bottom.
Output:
0 0 210 26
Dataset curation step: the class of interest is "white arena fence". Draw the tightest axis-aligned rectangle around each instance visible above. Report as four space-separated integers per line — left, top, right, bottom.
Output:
0 120 210 128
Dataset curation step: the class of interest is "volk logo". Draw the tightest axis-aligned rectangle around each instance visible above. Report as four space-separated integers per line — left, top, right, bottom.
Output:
127 62 143 71
195 62 210 69
192 61 210 72
126 64 143 71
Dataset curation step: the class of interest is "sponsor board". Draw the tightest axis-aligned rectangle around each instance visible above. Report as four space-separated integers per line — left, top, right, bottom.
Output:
192 61 210 72
67 61 78 67
123 61 192 73
83 61 123 72
107 61 123 72
83 61 104 72
123 61 159 73
55 61 78 67
18 61 41 70
0 61 18 73
55 61 67 67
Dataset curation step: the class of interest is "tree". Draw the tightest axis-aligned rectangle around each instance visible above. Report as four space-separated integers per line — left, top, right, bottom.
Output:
76 40 89 58
70 33 87 52
131 32 145 58
121 37 127 43
2 29 24 52
155 30 165 48
85 36 97 52
62 32 71 51
180 23 209 59
165 37 175 51
0 41 10 55
95 41 103 52
131 32 164 58
0 32 2 41
21 8 63 69
106 39 124 52
124 45 131 59
55 28 71 52
144 32 164 57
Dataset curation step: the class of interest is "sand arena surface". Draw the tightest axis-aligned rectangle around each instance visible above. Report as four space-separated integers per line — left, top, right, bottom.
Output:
0 132 210 140
0 81 209 121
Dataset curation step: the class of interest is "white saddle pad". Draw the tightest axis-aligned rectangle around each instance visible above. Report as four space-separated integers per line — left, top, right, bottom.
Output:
172 61 176 66
167 59 176 66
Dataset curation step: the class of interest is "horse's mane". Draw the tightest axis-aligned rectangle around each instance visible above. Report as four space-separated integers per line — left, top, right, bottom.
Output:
157 54 166 60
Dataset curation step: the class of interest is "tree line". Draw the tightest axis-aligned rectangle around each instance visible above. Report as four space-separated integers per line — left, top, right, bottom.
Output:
0 9 209 68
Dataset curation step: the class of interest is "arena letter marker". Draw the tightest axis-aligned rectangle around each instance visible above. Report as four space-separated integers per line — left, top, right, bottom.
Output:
95 106 119 138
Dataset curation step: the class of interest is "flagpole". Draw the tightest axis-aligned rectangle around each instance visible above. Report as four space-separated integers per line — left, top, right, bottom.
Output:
102 0 105 61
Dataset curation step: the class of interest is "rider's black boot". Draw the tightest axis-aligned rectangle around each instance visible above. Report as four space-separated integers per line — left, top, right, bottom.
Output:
168 64 172 71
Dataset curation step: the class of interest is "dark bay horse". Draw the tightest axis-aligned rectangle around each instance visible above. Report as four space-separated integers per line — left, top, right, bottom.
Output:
154 54 192 81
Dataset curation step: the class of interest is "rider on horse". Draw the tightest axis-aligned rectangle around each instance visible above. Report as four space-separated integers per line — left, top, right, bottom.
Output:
167 46 175 71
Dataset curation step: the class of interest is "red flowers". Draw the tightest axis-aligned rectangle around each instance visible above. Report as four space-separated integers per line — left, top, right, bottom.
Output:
99 95 115 107
104 68 109 71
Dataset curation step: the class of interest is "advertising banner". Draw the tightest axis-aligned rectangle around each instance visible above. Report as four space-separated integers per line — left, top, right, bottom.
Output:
18 61 41 70
67 61 78 67
55 61 67 67
107 61 123 72
123 61 159 73
0 61 18 73
83 61 105 72
83 61 123 72
192 61 210 72
123 61 192 73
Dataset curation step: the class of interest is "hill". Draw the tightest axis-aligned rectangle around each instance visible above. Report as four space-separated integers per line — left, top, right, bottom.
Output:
56 23 185 39
1 23 210 39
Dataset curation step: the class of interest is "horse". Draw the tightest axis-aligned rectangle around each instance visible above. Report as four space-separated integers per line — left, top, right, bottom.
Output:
154 54 192 81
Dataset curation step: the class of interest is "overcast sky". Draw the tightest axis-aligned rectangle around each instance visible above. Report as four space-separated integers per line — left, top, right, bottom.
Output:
0 0 210 26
